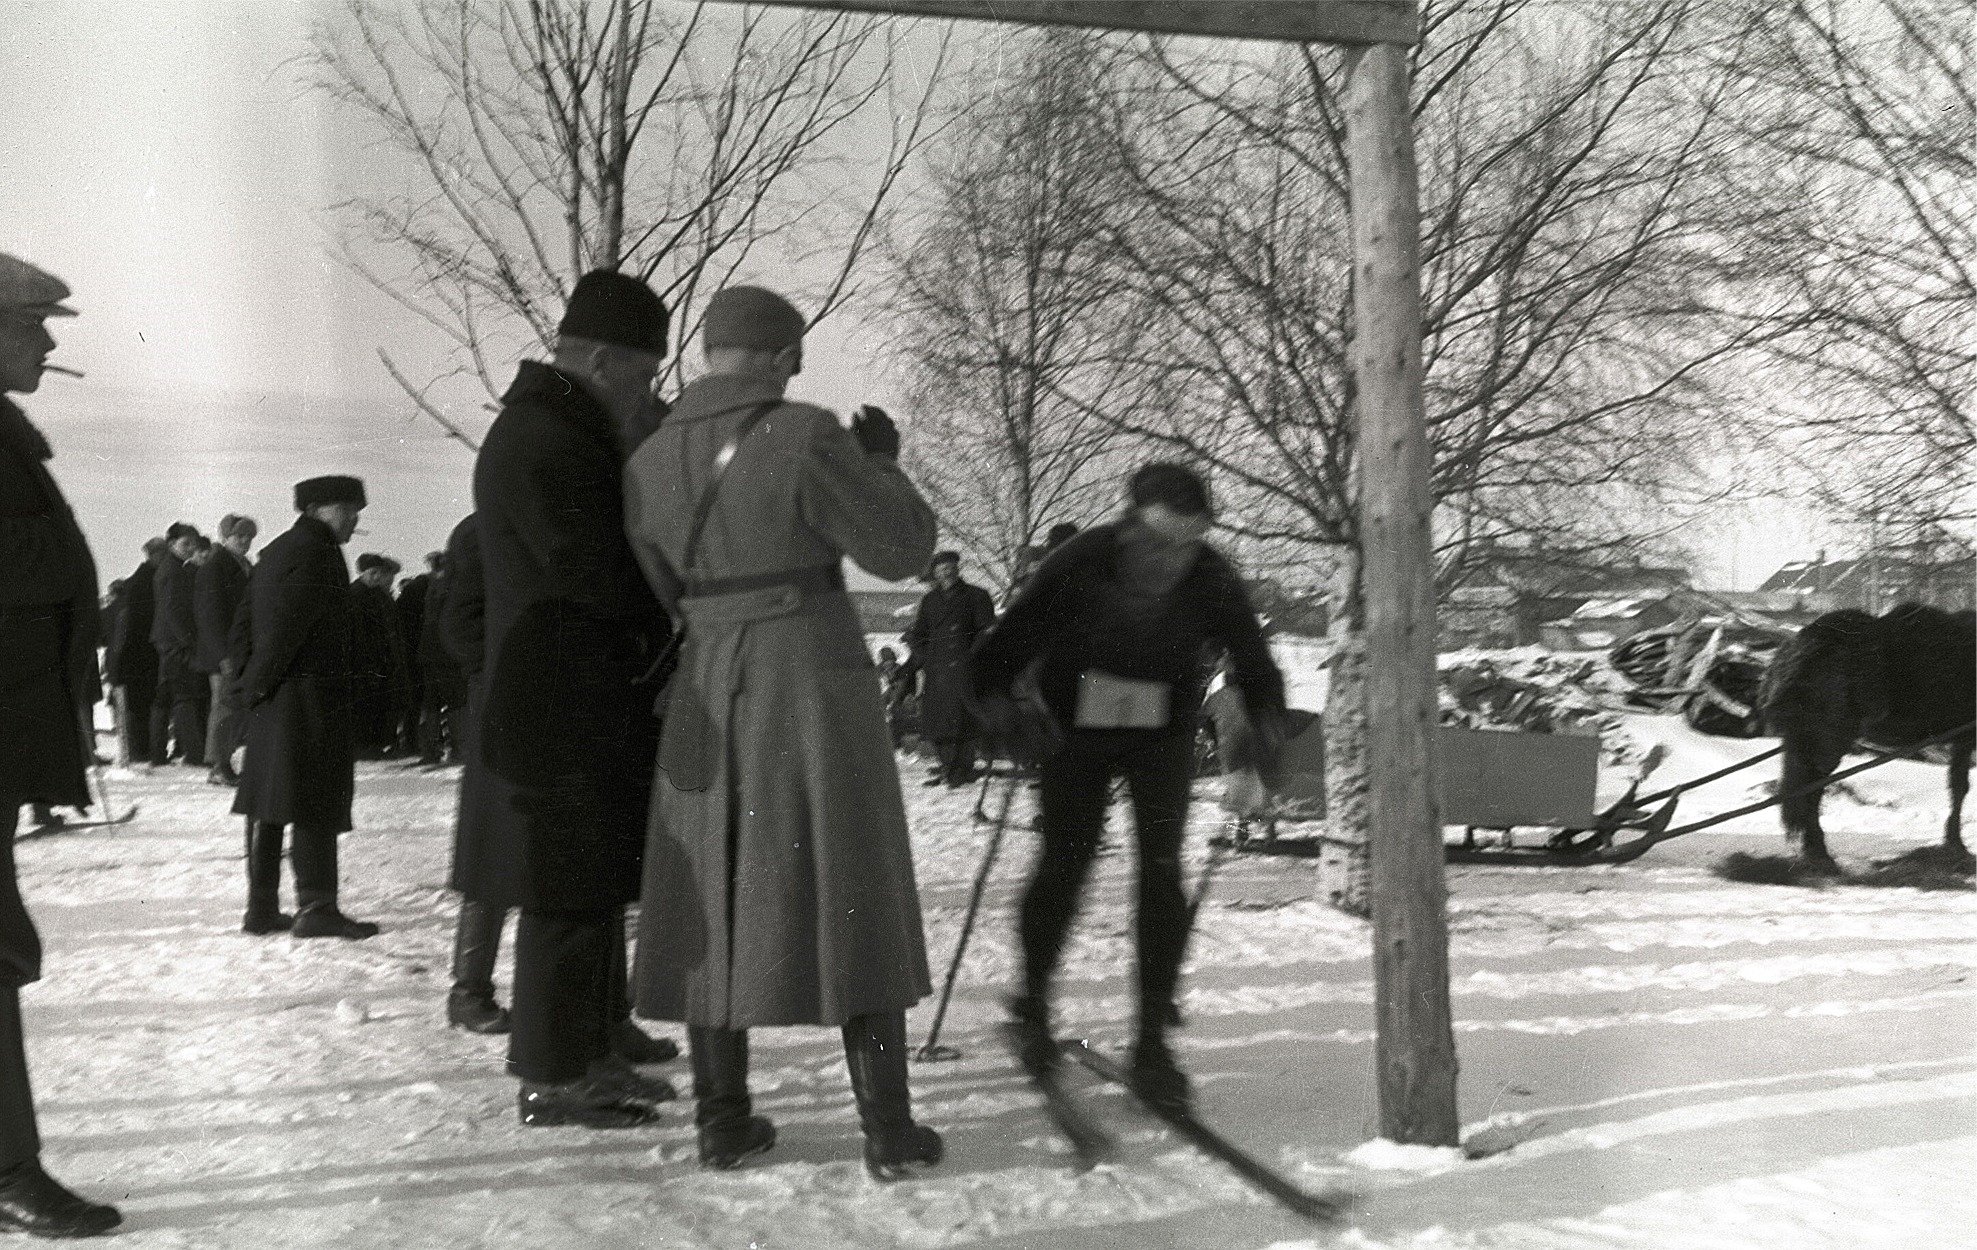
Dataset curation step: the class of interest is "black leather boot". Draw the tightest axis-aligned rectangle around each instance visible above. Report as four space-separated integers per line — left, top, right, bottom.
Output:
1004 994 1057 1080
843 1011 941 1181
1129 1027 1192 1115
690 1026 775 1169
516 1077 664 1129
291 827 379 939
0 1159 121 1238
447 987 510 1034
447 900 507 1030
611 1018 681 1065
241 822 292 935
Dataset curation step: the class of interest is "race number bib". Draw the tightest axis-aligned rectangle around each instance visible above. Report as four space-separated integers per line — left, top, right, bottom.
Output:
1074 669 1171 729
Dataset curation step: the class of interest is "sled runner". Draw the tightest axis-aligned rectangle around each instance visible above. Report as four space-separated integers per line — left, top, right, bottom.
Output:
1062 1039 1351 1223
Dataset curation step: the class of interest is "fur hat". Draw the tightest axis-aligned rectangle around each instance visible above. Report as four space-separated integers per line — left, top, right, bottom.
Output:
294 475 366 511
217 513 257 540
165 521 201 543
558 270 669 355
702 286 806 352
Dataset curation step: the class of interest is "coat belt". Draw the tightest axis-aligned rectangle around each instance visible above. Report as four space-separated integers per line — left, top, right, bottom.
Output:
682 564 843 600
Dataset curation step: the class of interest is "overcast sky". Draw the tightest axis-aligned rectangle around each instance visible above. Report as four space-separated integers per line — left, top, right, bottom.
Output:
4 0 1841 589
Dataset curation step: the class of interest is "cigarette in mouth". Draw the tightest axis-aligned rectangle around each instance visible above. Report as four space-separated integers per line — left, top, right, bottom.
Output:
44 365 86 378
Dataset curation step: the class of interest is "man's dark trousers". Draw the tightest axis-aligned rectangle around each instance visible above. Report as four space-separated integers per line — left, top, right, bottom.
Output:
507 910 625 1083
0 805 44 1168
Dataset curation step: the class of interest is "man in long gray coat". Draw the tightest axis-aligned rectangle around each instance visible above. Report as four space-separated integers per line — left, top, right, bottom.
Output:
624 285 943 1178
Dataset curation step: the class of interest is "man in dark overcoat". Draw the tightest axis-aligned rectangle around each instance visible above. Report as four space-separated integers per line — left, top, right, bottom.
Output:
413 552 461 764
348 553 406 759
470 270 677 1128
104 539 161 766
902 550 997 786
395 552 437 757
231 475 380 940
0 253 123 1237
148 521 207 767
196 512 256 785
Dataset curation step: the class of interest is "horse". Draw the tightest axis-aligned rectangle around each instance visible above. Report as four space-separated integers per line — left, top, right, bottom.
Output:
1758 602 1974 870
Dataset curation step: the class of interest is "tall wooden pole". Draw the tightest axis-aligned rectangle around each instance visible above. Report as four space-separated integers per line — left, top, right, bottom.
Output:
1345 39 1459 1146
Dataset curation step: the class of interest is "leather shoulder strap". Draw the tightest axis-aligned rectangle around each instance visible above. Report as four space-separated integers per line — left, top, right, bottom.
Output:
681 399 779 576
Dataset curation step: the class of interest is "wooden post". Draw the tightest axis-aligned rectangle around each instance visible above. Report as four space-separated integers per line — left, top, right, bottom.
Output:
1345 39 1460 1146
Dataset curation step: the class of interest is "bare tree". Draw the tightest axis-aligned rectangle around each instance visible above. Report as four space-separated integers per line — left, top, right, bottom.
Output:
885 32 1146 587
310 0 948 442
1720 0 1975 542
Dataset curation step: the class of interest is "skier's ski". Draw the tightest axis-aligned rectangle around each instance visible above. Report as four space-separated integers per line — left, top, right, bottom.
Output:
1000 1024 1115 1170
17 808 138 839
1063 1039 1351 1224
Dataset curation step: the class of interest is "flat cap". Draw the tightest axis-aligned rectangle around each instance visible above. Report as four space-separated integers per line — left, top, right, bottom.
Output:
0 254 78 317
559 269 668 355
703 286 806 352
295 475 366 510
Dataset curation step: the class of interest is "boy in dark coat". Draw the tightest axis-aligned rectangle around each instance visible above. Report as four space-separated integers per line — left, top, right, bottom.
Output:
232 476 379 940
972 463 1285 1117
104 540 161 765
0 252 122 1237
902 551 997 786
470 270 677 1128
196 513 256 784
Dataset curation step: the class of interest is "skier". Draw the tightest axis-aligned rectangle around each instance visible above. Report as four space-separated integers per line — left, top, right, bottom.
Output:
624 285 944 1177
0 252 122 1236
970 462 1285 1113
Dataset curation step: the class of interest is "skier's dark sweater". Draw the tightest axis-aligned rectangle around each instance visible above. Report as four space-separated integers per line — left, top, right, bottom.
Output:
968 522 1285 730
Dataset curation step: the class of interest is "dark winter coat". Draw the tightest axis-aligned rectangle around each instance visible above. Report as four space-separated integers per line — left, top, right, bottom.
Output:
232 514 357 833
438 514 505 894
149 551 195 661
0 397 101 985
903 579 997 741
466 362 669 912
348 580 406 744
970 523 1285 735
623 372 937 1028
193 548 251 675
104 559 157 688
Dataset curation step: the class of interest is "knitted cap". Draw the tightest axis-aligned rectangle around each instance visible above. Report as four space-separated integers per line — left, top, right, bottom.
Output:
558 270 668 355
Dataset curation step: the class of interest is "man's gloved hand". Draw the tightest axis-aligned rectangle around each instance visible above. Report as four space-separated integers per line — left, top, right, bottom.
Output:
975 690 1063 766
851 404 900 458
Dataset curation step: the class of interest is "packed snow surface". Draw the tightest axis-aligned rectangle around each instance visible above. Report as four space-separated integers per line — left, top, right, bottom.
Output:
16 711 1973 1248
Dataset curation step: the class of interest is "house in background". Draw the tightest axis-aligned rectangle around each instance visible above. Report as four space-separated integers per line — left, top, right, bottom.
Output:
1440 543 1694 649
1538 594 1686 651
1759 539 1975 613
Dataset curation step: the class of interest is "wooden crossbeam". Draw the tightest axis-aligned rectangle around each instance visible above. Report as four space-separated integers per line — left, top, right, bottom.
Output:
724 1 1418 45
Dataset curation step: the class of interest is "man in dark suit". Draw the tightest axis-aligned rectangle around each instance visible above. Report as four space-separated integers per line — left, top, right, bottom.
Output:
902 551 998 786
196 513 256 785
0 252 122 1236
470 270 677 1128
149 521 206 766
232 476 379 940
104 538 162 766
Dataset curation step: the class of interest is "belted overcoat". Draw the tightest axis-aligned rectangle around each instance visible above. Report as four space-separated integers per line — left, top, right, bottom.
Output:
623 373 937 1028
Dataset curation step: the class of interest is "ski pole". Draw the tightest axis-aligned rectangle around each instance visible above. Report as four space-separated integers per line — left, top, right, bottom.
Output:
917 769 1020 1061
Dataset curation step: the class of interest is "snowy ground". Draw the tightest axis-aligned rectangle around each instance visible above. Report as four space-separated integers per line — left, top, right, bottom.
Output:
14 715 1974 1249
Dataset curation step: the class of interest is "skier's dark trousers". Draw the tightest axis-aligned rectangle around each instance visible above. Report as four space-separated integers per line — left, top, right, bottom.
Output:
0 252 122 1237
970 462 1285 1113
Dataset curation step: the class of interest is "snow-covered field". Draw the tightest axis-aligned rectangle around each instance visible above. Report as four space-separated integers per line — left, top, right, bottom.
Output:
15 715 1974 1249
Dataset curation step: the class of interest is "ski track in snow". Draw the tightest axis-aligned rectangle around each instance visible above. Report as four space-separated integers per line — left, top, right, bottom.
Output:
14 709 1975 1249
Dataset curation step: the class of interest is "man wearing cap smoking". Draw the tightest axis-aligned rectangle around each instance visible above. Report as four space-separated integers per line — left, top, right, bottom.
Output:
470 269 679 1129
232 475 382 940
195 513 256 785
623 286 944 1177
0 253 123 1236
